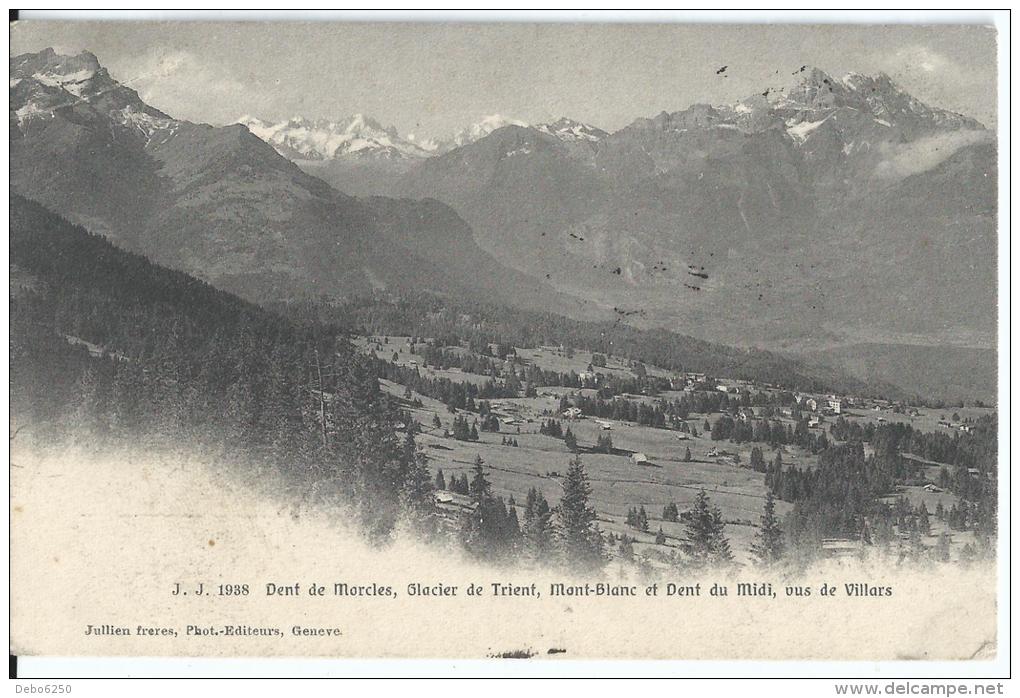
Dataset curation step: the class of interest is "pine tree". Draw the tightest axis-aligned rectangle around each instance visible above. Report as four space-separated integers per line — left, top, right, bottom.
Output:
917 502 931 536
468 455 491 504
563 427 577 452
750 446 765 473
461 455 510 561
637 505 649 532
750 491 784 566
434 468 446 491
655 527 666 545
618 535 634 561
506 499 523 554
684 446 692 462
556 455 604 570
522 487 555 562
400 431 437 537
684 489 733 566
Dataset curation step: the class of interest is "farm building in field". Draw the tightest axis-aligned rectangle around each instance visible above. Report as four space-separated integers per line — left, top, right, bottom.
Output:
595 419 613 430
562 407 583 419
673 372 707 389
630 453 649 465
820 538 863 558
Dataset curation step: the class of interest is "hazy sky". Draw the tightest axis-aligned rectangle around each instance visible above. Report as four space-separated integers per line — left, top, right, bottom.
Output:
10 20 999 137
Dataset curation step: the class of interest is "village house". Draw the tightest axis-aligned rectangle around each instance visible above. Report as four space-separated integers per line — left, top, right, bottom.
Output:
630 453 649 465
820 538 864 558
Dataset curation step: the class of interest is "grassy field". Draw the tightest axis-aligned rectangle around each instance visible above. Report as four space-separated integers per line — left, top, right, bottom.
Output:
379 372 789 565
368 336 992 565
836 405 994 436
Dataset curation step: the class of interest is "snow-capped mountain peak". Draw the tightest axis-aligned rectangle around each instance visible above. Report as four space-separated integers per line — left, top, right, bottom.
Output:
449 114 528 148
235 114 430 161
536 117 608 142
10 48 177 144
10 48 103 96
405 133 442 153
765 66 983 132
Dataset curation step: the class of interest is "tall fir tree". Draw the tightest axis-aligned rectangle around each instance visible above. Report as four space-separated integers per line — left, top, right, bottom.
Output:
400 431 437 538
460 455 516 562
684 489 733 566
564 427 578 452
522 486 555 562
750 491 784 565
556 455 604 570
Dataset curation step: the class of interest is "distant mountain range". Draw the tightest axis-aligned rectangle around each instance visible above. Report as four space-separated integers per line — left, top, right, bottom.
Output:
9 48 589 317
390 66 997 402
234 111 606 196
233 112 605 161
236 113 434 161
9 49 997 401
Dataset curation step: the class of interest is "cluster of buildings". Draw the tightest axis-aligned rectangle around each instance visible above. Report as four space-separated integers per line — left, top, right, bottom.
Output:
794 394 846 415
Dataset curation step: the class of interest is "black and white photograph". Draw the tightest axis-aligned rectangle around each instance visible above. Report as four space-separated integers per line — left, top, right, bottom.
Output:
6 10 1010 685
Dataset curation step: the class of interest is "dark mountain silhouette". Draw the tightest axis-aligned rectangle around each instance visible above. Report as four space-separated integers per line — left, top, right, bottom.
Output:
9 48 589 316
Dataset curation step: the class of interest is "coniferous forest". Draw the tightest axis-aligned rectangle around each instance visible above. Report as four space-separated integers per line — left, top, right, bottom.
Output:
10 193 999 570
9 194 605 567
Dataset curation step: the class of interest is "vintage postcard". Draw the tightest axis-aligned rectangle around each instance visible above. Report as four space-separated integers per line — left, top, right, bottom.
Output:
7 13 1006 676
